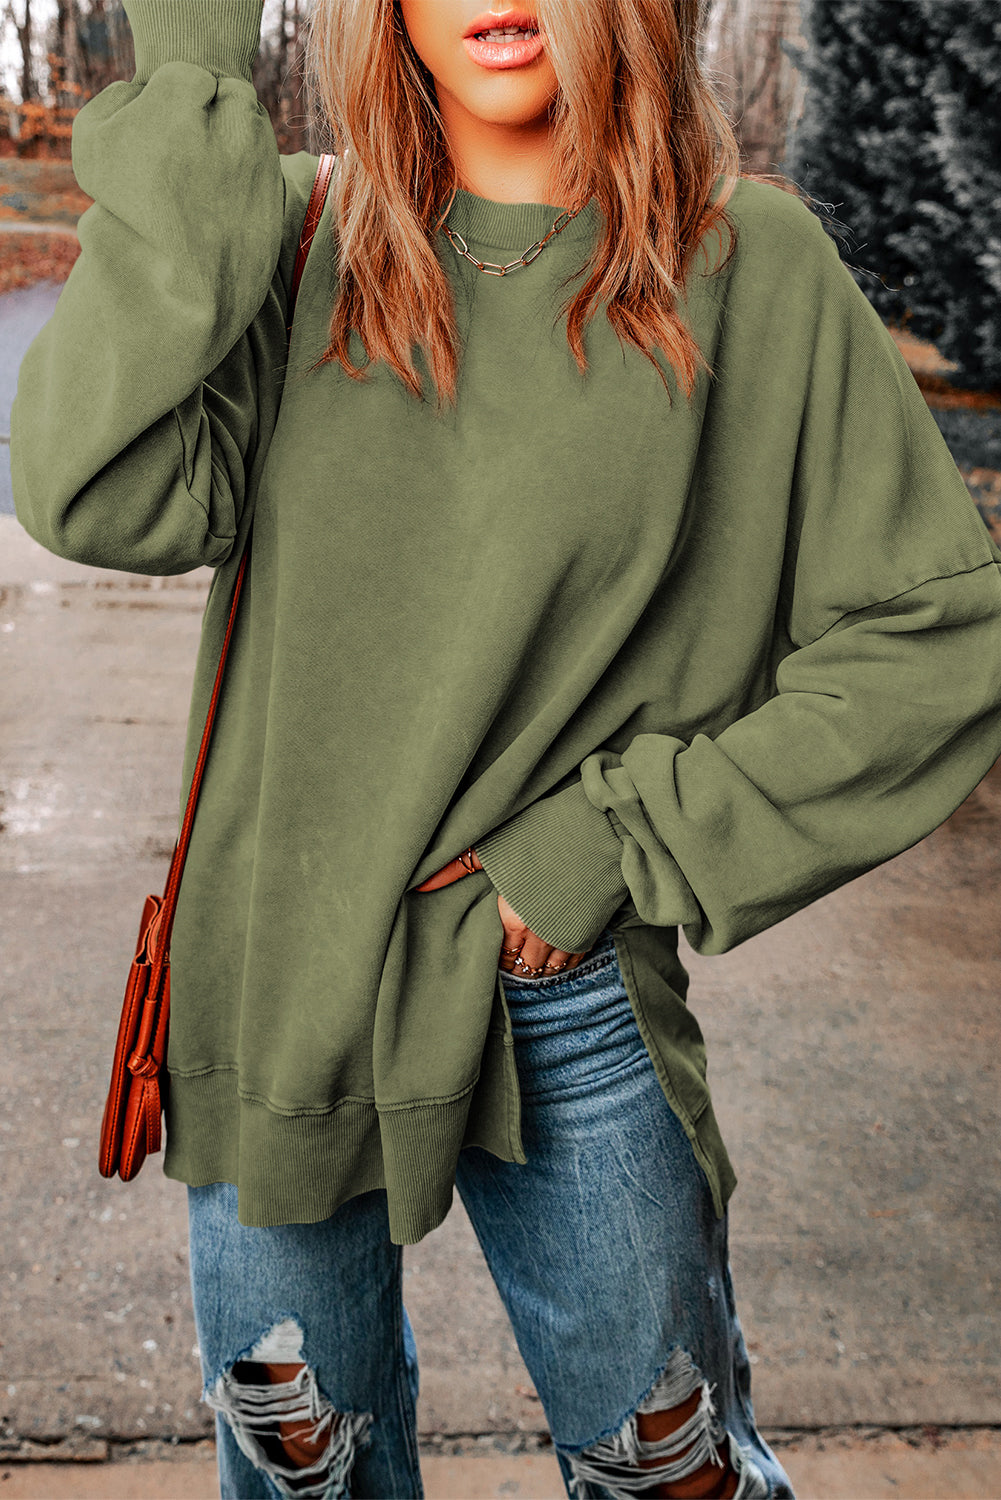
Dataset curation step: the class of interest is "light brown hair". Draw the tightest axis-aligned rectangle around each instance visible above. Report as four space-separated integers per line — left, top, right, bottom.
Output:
302 0 750 410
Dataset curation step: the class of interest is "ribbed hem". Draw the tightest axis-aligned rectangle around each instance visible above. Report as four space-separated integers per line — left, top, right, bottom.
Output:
126 0 264 85
475 778 629 952
163 1019 526 1244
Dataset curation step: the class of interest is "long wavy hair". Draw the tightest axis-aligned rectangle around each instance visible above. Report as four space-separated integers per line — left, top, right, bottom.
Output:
302 0 760 411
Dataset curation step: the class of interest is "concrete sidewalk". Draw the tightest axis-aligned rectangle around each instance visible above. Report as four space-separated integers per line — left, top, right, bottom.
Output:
1 1431 1000 1499
2 512 1000 1499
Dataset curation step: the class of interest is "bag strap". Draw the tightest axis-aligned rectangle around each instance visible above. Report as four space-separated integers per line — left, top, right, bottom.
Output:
153 152 337 960
290 151 336 334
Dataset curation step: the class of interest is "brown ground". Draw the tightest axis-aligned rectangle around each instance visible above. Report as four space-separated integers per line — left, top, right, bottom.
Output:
0 228 80 293
892 327 1001 411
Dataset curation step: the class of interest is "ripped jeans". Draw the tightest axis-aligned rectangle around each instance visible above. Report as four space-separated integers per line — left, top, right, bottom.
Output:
186 929 795 1499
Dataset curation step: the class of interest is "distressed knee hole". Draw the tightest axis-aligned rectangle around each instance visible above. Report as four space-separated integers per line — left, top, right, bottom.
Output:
202 1317 373 1499
565 1347 768 1499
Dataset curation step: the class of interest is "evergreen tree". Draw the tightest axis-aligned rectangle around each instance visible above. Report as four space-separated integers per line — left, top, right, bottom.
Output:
784 0 1001 390
896 0 1001 389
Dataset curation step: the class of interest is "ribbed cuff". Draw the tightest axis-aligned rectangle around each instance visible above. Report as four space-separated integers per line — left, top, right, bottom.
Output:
125 0 265 85
475 779 629 952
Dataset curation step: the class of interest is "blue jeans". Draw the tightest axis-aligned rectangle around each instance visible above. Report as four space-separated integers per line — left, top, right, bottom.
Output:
187 930 794 1499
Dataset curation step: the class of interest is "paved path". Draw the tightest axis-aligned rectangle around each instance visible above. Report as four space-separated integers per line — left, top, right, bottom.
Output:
0 220 80 235
2 1431 1000 1499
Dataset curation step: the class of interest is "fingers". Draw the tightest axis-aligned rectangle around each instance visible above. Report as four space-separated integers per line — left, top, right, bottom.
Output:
500 940 591 976
414 857 464 892
416 861 593 977
496 894 591 976
415 847 483 892
501 942 588 978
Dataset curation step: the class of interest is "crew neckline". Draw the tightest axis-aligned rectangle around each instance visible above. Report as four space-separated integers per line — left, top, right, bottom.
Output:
435 185 601 253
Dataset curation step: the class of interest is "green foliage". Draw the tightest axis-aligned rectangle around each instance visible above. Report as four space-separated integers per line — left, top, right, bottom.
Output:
785 0 1001 390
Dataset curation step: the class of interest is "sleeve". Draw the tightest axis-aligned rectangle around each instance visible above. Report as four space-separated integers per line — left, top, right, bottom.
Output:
9 0 290 576
476 199 1001 956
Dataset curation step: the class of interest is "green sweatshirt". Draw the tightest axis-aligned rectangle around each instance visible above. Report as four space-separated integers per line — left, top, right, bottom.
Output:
12 0 1001 1246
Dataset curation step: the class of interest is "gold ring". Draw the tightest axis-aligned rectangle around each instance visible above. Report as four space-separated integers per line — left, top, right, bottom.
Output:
513 956 546 977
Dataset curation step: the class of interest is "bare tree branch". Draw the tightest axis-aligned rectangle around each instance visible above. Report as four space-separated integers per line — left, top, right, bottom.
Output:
4 0 39 102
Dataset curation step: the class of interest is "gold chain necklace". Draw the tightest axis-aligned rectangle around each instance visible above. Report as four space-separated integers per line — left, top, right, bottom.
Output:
435 177 589 276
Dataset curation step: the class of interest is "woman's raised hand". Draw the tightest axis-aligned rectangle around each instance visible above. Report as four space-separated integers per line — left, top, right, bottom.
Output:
416 850 591 977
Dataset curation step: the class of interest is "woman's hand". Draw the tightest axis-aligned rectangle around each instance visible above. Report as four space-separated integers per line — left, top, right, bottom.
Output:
416 849 592 977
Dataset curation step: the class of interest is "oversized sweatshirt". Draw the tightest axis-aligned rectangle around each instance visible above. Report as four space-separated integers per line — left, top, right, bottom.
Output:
12 0 1001 1246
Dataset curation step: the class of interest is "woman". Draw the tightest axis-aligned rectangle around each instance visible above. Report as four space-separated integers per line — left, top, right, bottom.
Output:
11 0 1001 1496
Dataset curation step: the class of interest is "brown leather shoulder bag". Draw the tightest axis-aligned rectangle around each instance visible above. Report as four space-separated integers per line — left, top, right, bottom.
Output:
98 152 337 1181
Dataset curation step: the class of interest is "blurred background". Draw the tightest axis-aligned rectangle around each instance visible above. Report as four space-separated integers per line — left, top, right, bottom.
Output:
1 4 999 1497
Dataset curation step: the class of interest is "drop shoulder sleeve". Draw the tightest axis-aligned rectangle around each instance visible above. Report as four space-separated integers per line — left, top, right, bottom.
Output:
10 0 298 576
477 197 1001 955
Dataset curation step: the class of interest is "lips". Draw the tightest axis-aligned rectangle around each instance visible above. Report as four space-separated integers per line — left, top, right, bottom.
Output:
462 10 544 70
463 9 540 40
463 29 545 70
